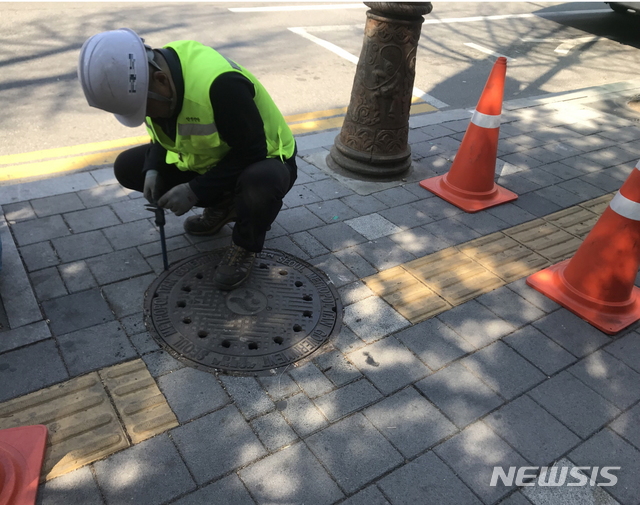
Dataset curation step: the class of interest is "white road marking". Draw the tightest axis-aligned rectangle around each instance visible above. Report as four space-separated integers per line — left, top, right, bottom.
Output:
229 4 365 13
288 27 449 108
464 43 514 61
521 36 601 54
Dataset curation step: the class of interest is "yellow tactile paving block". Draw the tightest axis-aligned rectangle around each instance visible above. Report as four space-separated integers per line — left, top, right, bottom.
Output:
363 266 451 323
99 359 178 444
580 192 614 216
504 219 582 263
404 247 504 306
458 232 549 283
543 206 599 240
0 373 129 481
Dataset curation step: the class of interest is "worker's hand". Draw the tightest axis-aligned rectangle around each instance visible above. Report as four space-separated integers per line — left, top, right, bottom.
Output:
157 183 198 216
143 170 162 204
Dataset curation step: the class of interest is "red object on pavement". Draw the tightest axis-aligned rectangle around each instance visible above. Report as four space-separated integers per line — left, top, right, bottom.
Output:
527 161 640 334
0 425 48 505
420 57 517 212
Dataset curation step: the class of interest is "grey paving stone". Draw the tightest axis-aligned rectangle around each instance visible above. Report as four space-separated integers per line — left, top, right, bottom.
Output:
314 378 382 422
3 201 35 222
11 215 71 246
533 310 610 358
609 403 640 451
498 492 534 505
568 350 640 410
507 278 560 313
86 248 152 284
365 387 456 458
313 349 362 386
52 230 114 263
512 193 562 217
31 267 68 301
341 193 388 215
36 466 103 505
101 273 156 318
338 281 375 306
378 202 435 231
518 166 565 188
340 486 391 505
581 145 639 168
19 241 59 271
354 236 416 270
264 235 310 260
0 320 51 354
371 186 421 208
94 434 195 505
283 184 324 208
239 442 344 505
308 222 368 251
415 361 503 428
141 349 185 377
557 178 604 201
31 193 85 218
171 405 266 485
484 395 581 466
410 195 463 221
42 288 115 335
462 341 546 399
169 474 255 505
435 422 530 504
378 451 483 505
257 372 301 400
309 253 357 287
395 317 475 371
529 371 620 439
110 198 156 223
580 171 624 193
57 320 136 376
476 287 546 329
568 429 640 505
102 219 158 250
128 331 160 355
334 247 378 279
291 230 330 257
497 173 544 195
306 413 403 494
508 133 549 148
275 206 326 234
0 339 68 402
331 325 367 354
522 457 621 505
486 203 537 226
347 335 429 395
421 217 481 247
437 300 517 349
250 410 299 451
76 184 130 208
538 161 584 180
533 185 583 207
453 212 511 235
503 325 577 376
389 226 449 257
58 261 97 293
557 154 604 174
605 331 640 373
65 208 121 237
157 367 229 423
345 214 403 241
307 178 355 200
219 375 274 420
280 392 328 436
90 167 118 186
288 362 334 398
343 296 410 343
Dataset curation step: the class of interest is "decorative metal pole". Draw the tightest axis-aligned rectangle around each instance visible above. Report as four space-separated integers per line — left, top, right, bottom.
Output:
327 2 432 178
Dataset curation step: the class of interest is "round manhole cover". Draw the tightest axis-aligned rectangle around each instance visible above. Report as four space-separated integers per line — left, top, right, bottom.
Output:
144 249 342 375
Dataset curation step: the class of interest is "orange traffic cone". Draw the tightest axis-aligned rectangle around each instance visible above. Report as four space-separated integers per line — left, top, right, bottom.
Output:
0 425 48 505
527 161 640 334
420 57 517 213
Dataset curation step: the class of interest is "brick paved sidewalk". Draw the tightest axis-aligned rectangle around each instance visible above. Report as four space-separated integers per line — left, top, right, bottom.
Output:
1 80 640 505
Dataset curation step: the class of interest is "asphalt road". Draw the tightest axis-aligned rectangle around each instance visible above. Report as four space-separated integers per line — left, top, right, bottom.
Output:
1 1 639 160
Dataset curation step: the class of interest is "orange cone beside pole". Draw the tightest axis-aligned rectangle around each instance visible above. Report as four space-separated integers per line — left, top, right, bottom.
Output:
527 161 640 335
0 425 48 505
420 57 517 213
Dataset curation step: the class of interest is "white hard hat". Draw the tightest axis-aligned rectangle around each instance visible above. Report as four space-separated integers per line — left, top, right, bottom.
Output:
78 28 150 127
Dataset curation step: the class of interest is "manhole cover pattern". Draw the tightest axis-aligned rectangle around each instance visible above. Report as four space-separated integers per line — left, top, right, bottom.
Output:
144 249 342 375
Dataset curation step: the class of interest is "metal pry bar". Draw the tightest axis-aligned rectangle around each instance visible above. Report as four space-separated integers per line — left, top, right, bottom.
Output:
145 204 169 271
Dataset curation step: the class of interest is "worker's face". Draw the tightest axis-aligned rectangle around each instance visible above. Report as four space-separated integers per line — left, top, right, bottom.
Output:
146 69 173 119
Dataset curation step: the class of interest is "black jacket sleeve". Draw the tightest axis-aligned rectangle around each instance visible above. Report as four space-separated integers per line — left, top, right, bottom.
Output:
188 72 268 201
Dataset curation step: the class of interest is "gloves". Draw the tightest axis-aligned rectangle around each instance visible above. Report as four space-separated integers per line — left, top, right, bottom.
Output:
143 170 162 204
157 183 199 216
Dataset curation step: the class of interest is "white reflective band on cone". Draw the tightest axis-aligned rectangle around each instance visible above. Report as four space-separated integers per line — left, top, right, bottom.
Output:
471 110 501 129
610 191 640 221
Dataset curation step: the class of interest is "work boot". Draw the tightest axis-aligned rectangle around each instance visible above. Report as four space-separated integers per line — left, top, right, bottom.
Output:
214 242 256 290
183 205 236 236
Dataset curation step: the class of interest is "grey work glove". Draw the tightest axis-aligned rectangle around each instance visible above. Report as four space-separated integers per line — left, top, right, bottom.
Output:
143 169 162 204
157 183 198 216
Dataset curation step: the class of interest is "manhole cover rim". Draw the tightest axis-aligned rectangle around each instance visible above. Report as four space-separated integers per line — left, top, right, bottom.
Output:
143 249 343 377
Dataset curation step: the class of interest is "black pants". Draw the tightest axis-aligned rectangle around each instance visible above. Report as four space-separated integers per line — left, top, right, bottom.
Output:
114 144 297 252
